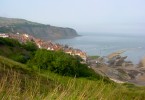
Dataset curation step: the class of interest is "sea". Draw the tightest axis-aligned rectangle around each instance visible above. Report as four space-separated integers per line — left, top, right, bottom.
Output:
54 33 145 64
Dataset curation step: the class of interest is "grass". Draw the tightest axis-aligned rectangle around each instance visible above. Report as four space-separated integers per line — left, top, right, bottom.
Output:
0 56 145 100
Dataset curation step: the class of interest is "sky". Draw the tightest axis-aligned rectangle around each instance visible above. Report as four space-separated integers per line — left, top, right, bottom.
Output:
0 0 145 34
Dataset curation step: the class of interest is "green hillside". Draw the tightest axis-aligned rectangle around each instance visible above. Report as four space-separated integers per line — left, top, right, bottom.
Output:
0 38 145 99
0 37 37 63
1 55 145 99
0 38 103 79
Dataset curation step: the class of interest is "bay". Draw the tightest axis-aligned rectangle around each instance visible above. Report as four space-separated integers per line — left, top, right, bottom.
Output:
54 33 145 64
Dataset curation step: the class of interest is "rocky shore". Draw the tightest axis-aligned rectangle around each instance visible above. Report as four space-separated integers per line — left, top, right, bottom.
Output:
88 50 145 86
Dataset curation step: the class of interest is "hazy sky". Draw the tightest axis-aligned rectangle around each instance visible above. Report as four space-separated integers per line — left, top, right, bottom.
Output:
0 0 145 34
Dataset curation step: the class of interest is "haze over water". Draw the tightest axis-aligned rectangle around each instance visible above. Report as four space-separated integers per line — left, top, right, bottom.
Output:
1 0 145 64
55 33 145 64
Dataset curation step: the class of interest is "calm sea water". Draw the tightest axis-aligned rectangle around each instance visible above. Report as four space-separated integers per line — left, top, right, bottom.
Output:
54 33 145 64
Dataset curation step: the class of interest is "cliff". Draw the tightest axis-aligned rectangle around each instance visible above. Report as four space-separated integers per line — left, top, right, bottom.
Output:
0 17 79 40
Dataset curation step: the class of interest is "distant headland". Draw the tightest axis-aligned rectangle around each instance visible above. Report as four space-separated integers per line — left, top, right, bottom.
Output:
0 17 79 40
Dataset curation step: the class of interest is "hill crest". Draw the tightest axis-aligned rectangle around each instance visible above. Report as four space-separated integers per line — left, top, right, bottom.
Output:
0 17 79 40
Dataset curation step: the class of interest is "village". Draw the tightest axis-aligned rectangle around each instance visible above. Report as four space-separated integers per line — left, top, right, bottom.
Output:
1 33 145 85
0 33 87 62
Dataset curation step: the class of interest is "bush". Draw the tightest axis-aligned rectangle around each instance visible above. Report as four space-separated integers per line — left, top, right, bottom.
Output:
0 37 20 47
0 38 37 64
12 54 26 63
22 41 38 52
27 49 99 78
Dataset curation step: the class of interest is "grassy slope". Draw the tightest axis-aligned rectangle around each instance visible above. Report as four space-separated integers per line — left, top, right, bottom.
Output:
0 45 31 61
0 37 37 64
0 56 145 100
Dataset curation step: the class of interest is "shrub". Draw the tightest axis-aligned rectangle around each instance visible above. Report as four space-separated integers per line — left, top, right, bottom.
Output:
0 37 20 47
27 49 99 78
0 38 37 64
22 41 38 52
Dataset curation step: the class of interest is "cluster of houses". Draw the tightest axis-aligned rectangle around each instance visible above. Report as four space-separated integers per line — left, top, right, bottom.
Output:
64 48 87 61
34 37 87 61
0 33 87 61
0 33 34 43
9 33 35 43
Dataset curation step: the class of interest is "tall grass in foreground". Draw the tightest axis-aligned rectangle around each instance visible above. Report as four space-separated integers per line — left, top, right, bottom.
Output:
0 56 145 100
0 69 145 100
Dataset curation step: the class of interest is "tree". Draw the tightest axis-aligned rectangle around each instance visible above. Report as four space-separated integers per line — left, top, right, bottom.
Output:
27 49 99 78
23 41 38 51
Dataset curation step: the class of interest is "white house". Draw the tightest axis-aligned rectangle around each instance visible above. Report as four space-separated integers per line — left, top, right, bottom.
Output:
23 34 29 38
0 34 9 38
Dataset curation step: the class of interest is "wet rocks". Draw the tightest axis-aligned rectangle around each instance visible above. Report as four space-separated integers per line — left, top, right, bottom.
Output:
107 55 131 67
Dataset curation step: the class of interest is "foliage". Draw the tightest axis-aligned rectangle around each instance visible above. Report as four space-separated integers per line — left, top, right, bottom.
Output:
0 37 37 63
22 41 37 52
27 49 99 78
0 37 21 47
0 56 145 100
1 38 145 100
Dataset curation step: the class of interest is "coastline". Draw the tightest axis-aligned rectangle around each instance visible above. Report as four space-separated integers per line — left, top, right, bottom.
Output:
54 34 145 64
